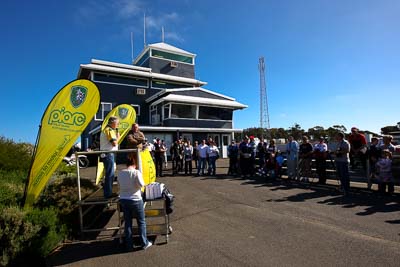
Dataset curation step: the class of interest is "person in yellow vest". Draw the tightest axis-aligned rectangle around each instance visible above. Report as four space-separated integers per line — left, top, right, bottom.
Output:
100 116 120 198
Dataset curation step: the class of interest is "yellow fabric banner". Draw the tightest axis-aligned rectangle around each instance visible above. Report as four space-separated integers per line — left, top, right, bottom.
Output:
95 104 156 187
96 104 137 185
24 79 100 207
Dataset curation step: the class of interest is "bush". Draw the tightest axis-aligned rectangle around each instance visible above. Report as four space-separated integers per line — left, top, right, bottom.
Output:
0 136 33 171
36 177 98 236
0 169 27 207
0 205 67 266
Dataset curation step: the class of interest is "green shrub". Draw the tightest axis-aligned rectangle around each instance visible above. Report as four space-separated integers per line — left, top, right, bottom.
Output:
0 169 27 207
36 177 98 236
0 206 66 266
0 136 33 171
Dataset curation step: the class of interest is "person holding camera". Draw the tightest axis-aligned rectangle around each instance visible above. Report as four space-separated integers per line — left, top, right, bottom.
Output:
334 132 351 196
100 116 120 198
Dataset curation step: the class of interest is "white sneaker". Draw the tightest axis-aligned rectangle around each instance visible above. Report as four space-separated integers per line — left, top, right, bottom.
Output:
143 241 152 250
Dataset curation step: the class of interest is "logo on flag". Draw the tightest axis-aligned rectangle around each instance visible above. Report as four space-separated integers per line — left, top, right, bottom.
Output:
70 86 87 108
118 107 129 119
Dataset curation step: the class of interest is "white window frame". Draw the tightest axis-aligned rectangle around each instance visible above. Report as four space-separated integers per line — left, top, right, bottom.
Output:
92 72 149 88
168 102 198 120
130 104 141 116
95 102 112 121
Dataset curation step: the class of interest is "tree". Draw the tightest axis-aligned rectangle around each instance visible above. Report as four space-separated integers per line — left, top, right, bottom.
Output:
287 123 304 141
307 126 327 140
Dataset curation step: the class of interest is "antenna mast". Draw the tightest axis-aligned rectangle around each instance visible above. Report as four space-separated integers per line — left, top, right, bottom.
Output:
143 13 146 48
259 57 270 130
162 26 165 42
131 32 134 63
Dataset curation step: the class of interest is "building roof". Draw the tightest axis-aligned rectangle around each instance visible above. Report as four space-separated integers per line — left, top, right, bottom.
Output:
133 42 196 65
148 42 196 56
78 59 207 86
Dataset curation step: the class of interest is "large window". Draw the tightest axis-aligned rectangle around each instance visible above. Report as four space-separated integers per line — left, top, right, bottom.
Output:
163 104 170 120
171 104 196 119
199 106 232 120
95 102 112 121
93 73 148 88
151 49 193 64
151 79 193 89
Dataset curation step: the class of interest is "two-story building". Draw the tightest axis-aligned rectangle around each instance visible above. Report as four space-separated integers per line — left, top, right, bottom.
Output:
77 42 247 157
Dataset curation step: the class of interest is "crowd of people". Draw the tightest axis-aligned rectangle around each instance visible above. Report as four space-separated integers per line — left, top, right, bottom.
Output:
99 120 399 250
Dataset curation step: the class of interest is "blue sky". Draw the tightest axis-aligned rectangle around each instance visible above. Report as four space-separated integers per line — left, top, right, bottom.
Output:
1 0 399 144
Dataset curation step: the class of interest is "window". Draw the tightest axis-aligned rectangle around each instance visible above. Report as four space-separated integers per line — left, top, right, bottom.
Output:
150 105 160 125
136 51 149 66
171 104 196 119
151 79 193 89
136 88 146 95
131 104 140 116
198 106 232 120
95 102 112 121
151 49 193 64
93 73 148 88
163 104 170 120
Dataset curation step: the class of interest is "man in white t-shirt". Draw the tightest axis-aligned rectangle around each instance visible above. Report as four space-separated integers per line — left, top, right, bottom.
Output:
196 139 208 176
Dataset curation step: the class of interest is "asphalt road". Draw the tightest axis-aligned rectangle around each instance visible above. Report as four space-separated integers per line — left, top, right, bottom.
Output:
47 160 400 267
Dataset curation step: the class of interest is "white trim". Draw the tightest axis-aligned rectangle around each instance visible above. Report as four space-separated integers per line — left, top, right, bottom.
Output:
95 102 112 121
149 42 196 56
150 94 247 109
80 63 207 86
91 59 151 72
145 87 236 103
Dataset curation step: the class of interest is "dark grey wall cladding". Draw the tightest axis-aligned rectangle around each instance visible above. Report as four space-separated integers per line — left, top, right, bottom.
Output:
149 58 195 79
95 82 161 125
163 119 232 128
171 90 227 100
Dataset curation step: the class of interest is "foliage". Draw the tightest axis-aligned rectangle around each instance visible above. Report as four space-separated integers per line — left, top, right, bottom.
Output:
242 124 351 142
0 136 33 171
0 206 65 266
36 177 98 236
0 169 27 207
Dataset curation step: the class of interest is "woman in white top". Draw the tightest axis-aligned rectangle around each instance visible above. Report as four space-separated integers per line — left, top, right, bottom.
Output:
118 156 152 251
207 141 220 176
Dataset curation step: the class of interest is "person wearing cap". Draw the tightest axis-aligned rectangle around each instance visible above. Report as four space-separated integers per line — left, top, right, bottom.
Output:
347 127 367 171
227 140 239 175
285 136 299 180
100 116 120 198
314 136 328 184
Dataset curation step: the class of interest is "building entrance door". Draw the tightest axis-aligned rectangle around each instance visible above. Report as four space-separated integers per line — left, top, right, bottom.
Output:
221 134 230 158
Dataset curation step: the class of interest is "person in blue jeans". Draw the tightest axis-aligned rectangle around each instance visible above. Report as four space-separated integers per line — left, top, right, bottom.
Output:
100 116 120 198
334 132 351 196
118 156 152 251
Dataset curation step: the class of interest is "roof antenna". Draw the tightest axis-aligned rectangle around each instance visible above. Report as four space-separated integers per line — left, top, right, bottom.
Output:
131 32 134 63
162 26 165 43
143 13 146 48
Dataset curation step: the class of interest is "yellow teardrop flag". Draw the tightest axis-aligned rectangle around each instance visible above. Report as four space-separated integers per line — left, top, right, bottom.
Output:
24 79 100 208
95 104 136 185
